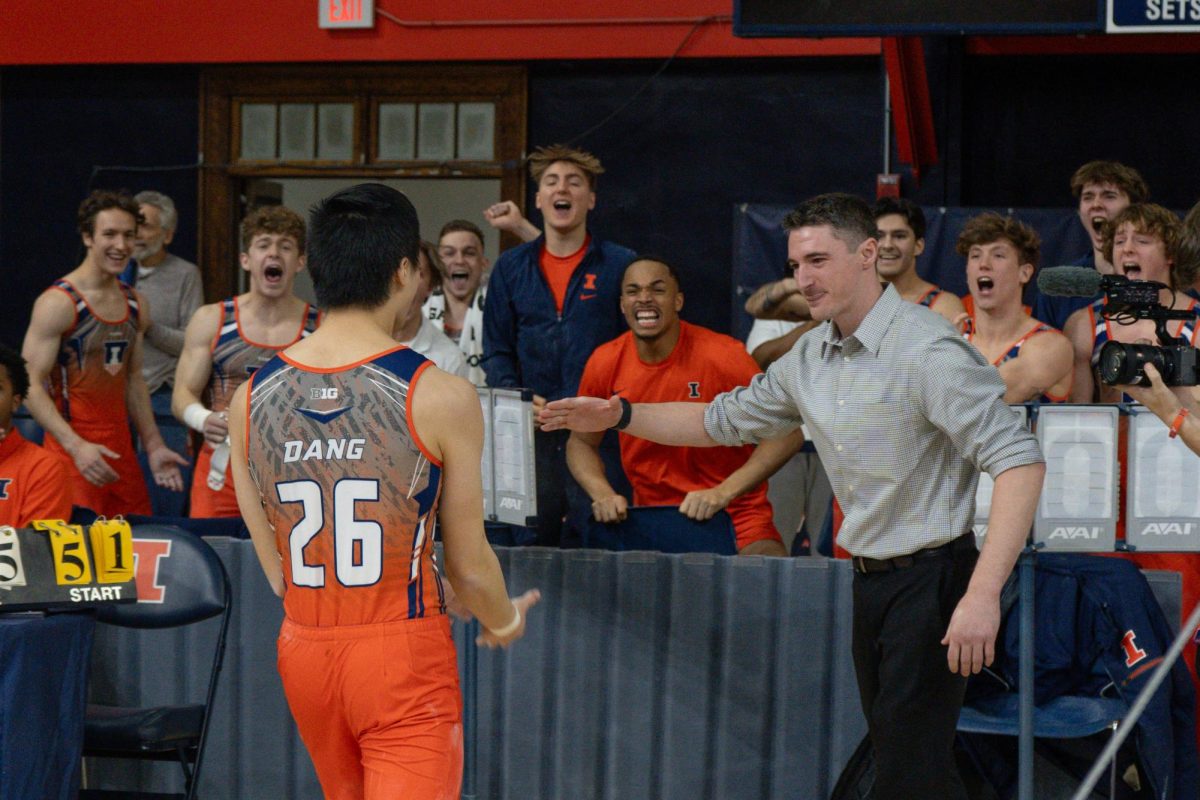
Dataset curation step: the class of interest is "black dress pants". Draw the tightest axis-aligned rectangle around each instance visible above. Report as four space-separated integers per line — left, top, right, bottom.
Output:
850 542 979 800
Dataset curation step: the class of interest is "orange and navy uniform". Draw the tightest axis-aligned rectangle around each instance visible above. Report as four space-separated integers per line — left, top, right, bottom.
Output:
245 345 459 798
915 287 943 308
577 321 783 550
190 297 320 517
963 319 1070 403
42 279 150 516
0 428 72 527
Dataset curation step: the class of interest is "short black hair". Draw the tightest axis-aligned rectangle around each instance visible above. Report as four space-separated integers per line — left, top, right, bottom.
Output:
626 254 682 289
0 343 30 400
872 196 927 241
783 193 876 249
306 183 420 309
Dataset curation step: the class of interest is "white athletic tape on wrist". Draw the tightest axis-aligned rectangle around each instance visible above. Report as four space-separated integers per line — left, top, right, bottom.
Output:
488 605 521 638
207 440 231 491
183 402 214 434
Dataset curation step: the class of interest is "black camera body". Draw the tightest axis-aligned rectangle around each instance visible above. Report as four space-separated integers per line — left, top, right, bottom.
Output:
1095 275 1200 387
1099 340 1200 387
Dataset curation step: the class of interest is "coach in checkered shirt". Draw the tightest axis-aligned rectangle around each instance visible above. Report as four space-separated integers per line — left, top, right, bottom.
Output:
540 192 1046 800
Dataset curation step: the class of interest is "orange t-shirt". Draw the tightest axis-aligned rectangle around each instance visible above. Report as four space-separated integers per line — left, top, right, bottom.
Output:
540 237 590 314
577 322 781 549
0 428 72 528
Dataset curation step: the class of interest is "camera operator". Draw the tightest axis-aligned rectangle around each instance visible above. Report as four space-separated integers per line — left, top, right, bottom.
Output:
1064 204 1199 403
1118 363 1200 451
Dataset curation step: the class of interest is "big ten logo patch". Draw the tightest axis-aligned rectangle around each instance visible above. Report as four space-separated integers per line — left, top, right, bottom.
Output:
103 340 129 375
310 387 339 400
132 538 172 603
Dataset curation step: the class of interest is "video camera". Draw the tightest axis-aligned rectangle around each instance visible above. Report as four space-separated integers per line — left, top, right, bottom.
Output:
1096 275 1200 387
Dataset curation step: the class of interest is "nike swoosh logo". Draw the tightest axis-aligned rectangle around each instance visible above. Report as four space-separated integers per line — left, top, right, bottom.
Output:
579 293 596 301
297 405 352 424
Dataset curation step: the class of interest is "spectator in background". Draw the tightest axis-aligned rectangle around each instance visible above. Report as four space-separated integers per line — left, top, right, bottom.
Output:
745 316 831 552
482 144 636 546
129 190 203 516
0 343 71 527
1031 160 1148 330
958 213 1072 403
570 257 800 556
396 241 468 378
173 206 320 517
744 198 964 327
21 190 186 517
424 220 489 385
1064 203 1197 403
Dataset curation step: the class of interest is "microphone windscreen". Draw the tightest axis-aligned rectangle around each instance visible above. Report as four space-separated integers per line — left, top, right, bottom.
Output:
1036 266 1103 297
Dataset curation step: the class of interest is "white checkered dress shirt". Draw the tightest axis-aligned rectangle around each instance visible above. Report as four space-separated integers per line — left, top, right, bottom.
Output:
705 284 1043 559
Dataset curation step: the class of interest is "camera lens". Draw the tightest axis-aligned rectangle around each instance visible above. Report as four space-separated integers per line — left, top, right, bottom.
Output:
1098 342 1169 386
1099 342 1138 385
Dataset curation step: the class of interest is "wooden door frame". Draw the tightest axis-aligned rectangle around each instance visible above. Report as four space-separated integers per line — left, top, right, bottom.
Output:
198 63 527 301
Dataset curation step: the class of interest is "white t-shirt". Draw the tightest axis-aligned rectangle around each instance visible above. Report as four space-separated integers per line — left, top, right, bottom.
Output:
401 316 469 378
744 318 801 356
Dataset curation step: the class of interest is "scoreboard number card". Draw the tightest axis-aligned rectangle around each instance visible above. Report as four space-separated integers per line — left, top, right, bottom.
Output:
89 518 135 583
0 526 28 589
32 519 94 585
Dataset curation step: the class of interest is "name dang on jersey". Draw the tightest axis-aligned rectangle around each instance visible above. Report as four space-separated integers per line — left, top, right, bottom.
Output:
283 438 366 463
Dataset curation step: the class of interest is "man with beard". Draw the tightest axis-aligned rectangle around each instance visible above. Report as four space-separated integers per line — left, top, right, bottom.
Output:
173 206 320 517
569 257 797 555
127 191 203 515
21 190 187 516
424 220 489 385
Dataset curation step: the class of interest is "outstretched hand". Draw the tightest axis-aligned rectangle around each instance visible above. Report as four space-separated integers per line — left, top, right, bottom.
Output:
538 395 622 433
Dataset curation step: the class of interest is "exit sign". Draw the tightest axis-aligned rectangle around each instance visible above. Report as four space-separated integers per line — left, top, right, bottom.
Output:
319 0 374 29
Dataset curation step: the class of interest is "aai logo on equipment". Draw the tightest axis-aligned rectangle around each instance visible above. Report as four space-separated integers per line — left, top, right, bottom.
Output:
1048 526 1101 540
1138 522 1195 536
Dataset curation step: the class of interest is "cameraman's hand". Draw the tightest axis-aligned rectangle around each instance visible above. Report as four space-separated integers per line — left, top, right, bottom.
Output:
1119 363 1199 421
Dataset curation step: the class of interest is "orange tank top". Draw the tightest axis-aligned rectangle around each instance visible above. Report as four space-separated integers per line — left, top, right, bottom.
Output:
245 345 445 626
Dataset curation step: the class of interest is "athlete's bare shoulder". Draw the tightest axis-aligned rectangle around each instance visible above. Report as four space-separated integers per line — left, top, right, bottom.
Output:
409 367 482 465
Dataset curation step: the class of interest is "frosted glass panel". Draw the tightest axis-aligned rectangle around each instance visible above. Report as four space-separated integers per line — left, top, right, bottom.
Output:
457 102 495 161
317 103 354 161
417 103 455 161
378 103 416 160
240 104 277 160
279 104 315 160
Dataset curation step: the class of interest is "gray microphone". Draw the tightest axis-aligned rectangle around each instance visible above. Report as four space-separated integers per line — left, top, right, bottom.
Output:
1036 266 1106 297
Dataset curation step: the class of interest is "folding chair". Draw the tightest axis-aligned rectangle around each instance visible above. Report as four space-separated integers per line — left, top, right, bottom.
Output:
81 525 231 800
